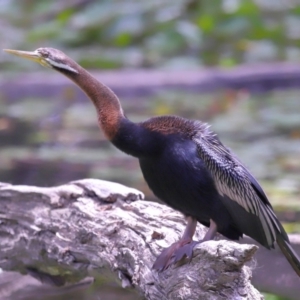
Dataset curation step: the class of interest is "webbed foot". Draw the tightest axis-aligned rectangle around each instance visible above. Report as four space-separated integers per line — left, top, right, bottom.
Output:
152 239 199 272
152 218 218 272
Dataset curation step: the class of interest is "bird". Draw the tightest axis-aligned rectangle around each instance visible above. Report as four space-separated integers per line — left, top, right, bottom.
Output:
4 47 300 277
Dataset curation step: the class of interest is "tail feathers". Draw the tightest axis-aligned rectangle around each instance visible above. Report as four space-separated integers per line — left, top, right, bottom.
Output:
277 232 300 277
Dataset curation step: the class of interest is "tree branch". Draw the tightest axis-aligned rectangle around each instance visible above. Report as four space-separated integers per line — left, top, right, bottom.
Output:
0 179 262 299
240 235 300 300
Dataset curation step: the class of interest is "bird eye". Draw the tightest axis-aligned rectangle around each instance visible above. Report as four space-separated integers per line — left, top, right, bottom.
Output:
37 48 49 58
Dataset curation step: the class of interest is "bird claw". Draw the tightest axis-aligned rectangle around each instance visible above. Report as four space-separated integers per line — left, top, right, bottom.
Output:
153 240 200 272
173 240 199 262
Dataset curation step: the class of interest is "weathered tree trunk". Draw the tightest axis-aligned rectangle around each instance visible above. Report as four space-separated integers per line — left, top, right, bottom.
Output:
240 235 300 300
0 179 262 300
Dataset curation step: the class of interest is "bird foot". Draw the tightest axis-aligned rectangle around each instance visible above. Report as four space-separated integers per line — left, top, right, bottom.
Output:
152 239 199 272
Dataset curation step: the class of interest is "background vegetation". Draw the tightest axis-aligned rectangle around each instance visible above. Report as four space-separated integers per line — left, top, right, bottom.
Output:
1 0 300 69
1 1 300 299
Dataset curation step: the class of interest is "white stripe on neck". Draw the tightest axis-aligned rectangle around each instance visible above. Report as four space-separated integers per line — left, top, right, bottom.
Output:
46 58 78 74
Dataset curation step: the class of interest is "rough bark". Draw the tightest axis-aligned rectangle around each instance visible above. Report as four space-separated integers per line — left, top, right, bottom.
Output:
240 235 300 300
0 179 262 300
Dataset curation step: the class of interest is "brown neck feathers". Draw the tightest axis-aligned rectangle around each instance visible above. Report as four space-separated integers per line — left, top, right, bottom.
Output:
63 63 124 140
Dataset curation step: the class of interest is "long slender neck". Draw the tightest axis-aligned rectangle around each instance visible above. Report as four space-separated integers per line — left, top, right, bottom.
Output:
55 59 159 158
61 63 125 140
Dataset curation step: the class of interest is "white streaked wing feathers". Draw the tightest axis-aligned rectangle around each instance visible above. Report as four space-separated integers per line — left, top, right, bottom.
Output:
192 125 279 245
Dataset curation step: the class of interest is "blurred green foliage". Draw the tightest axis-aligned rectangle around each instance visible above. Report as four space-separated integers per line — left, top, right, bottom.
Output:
1 0 300 70
1 2 299 299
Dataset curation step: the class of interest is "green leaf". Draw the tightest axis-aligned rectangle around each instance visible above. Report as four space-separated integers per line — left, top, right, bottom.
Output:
196 15 215 33
236 0 259 16
219 57 236 67
57 8 74 25
114 32 132 47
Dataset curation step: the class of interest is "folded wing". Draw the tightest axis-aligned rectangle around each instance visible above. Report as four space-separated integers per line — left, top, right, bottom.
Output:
192 123 288 248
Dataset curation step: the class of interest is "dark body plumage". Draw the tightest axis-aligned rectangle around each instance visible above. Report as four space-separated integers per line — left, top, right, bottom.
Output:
112 116 280 248
4 47 300 276
113 117 240 239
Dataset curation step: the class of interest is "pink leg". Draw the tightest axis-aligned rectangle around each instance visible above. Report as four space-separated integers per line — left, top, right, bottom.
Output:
153 218 218 272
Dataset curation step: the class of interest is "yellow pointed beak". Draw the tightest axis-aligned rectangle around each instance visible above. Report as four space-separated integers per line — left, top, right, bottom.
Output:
3 49 51 68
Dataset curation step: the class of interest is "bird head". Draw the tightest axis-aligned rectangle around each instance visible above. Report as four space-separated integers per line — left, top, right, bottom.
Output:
3 48 78 74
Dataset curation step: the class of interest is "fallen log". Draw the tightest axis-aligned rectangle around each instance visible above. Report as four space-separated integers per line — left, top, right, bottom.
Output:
0 179 262 300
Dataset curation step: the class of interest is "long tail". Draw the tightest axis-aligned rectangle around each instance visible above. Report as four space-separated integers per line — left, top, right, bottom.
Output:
277 232 300 277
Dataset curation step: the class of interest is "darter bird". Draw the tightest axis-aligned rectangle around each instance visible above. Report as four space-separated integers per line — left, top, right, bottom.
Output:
4 47 300 276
